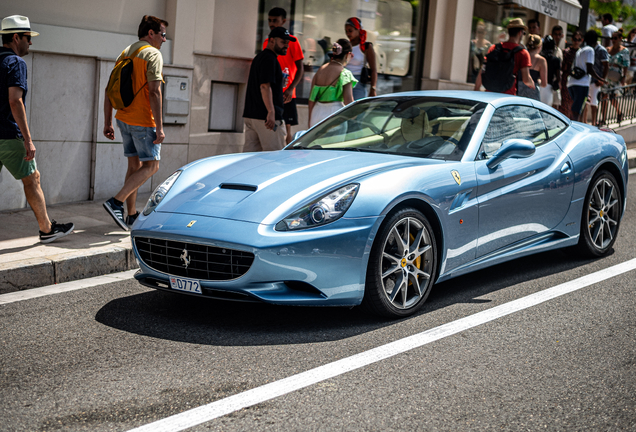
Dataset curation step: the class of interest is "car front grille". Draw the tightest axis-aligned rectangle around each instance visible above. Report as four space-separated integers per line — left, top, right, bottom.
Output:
134 237 254 281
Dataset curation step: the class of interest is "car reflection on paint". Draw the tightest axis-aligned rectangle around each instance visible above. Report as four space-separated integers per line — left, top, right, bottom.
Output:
131 91 628 318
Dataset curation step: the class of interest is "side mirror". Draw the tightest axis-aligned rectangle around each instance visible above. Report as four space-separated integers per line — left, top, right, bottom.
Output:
293 130 307 141
486 138 536 169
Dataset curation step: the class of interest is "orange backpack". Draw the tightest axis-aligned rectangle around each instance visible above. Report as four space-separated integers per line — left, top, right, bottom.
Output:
105 45 151 109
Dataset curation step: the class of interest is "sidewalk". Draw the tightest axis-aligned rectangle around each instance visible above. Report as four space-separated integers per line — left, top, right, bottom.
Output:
628 140 636 168
0 195 148 294
1 145 636 294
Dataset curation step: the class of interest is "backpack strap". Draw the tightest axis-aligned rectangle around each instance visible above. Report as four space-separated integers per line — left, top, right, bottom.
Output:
127 44 152 59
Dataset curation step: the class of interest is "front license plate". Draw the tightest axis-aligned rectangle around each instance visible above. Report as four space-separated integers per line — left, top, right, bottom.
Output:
169 276 202 294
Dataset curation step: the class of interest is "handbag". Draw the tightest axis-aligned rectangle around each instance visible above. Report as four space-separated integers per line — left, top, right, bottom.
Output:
359 42 371 84
607 69 623 83
360 66 370 84
570 66 586 80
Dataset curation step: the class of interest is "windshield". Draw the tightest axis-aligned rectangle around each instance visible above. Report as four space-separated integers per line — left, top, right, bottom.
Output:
290 97 487 161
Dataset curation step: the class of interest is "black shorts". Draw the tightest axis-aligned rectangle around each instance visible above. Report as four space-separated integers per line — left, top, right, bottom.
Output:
282 98 299 126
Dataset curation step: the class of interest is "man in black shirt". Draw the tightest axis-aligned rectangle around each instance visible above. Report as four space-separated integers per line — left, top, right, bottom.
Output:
243 27 295 152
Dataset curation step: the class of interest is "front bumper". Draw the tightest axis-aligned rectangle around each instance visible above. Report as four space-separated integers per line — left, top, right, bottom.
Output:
131 211 382 306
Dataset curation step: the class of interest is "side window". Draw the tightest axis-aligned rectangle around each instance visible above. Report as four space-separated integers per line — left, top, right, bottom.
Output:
540 111 568 139
479 105 548 158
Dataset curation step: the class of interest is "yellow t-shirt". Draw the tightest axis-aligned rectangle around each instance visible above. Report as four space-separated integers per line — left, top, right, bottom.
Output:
114 40 163 128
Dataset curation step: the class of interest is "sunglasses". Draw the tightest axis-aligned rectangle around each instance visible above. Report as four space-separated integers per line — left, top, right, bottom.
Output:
612 36 621 40
20 34 31 42
573 38 582 42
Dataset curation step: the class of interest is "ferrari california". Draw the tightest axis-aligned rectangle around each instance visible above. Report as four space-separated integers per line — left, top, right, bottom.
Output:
131 91 629 317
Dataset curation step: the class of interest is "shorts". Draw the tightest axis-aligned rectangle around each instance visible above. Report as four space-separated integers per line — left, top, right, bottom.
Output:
282 98 299 126
0 138 37 180
589 82 602 106
568 85 589 116
116 119 161 161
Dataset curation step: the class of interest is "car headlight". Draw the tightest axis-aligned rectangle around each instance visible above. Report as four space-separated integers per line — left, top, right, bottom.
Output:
276 184 359 231
142 170 181 216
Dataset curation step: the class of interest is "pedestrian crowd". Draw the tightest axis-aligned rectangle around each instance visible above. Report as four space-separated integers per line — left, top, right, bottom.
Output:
242 7 375 152
3 10 634 243
474 14 636 126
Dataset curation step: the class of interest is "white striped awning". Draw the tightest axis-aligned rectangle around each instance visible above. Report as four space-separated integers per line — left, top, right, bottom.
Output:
513 0 582 25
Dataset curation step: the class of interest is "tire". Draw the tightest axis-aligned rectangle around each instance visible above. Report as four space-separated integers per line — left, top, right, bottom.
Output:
577 170 623 257
362 208 438 318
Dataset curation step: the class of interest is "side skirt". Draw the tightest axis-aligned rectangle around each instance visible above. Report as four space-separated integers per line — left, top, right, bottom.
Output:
436 231 579 283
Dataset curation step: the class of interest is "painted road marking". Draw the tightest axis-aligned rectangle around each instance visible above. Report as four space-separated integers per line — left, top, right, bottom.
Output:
127 258 636 432
0 269 137 305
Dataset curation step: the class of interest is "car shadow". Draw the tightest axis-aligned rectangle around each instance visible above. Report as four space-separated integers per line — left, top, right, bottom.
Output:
95 247 603 346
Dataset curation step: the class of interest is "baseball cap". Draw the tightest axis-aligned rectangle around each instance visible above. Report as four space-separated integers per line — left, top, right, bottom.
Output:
268 27 296 42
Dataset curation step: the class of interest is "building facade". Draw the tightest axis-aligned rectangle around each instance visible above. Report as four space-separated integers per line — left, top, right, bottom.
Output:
0 0 581 211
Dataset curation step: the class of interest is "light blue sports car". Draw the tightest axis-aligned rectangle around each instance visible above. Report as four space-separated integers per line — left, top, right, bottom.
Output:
131 91 629 317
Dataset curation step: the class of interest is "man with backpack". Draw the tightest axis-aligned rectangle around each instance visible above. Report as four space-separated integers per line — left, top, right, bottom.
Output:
474 18 535 96
103 15 168 231
0 15 74 243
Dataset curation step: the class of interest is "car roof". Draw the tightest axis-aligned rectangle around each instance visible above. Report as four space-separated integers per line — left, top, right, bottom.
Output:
372 90 569 123
374 90 523 105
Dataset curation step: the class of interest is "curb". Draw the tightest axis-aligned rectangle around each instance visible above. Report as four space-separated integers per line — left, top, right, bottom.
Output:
0 245 138 294
629 148 636 169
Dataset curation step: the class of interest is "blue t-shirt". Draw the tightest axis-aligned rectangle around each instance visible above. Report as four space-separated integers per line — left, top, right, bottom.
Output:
0 47 28 139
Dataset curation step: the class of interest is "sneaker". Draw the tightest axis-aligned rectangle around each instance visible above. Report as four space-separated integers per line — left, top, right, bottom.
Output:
103 198 129 231
126 211 140 230
39 220 74 244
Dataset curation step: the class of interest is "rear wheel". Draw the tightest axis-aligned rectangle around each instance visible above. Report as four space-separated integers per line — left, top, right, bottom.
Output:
577 170 622 257
363 208 438 318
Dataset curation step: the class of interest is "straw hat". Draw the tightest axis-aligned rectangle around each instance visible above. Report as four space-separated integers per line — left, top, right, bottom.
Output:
507 18 528 32
0 15 39 36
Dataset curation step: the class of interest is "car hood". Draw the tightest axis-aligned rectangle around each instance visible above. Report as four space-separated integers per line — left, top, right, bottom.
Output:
157 150 441 224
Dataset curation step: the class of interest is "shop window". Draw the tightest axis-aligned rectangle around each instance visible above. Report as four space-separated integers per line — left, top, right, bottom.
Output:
209 82 238 132
256 0 422 103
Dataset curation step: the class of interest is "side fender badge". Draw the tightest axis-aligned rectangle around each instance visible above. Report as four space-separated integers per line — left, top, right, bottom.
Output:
451 170 461 185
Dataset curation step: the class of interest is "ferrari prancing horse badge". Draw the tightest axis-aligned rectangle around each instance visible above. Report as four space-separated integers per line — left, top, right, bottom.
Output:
451 170 461 185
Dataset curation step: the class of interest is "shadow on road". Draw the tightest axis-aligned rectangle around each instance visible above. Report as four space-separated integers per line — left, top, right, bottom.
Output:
95 247 603 346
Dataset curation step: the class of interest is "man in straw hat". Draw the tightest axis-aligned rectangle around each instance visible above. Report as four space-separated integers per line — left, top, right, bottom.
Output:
474 18 535 95
0 15 74 243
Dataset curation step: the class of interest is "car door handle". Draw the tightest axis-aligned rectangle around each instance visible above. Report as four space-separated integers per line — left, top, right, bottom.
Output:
560 162 572 174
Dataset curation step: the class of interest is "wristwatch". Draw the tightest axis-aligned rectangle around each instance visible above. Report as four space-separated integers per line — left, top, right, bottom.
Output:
371 86 376 90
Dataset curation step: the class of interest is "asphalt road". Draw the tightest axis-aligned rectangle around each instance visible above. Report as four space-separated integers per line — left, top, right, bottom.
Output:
1 175 636 431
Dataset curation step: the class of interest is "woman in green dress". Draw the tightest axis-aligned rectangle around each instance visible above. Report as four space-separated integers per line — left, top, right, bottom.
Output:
308 39 357 127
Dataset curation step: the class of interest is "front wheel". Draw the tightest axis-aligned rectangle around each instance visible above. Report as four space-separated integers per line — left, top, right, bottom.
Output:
577 170 622 257
362 208 438 318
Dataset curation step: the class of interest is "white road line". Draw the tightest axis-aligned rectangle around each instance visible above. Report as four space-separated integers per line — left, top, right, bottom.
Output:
0 269 137 305
629 167 636 175
127 258 636 432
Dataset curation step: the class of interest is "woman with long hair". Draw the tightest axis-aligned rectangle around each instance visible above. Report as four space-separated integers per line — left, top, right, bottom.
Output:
308 39 357 127
540 35 561 106
559 31 583 119
344 17 377 100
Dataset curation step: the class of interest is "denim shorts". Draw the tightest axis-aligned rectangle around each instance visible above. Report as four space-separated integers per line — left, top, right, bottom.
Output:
116 119 161 161
0 138 37 180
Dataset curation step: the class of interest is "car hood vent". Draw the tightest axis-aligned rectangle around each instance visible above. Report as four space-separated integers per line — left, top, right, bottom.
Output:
220 183 257 192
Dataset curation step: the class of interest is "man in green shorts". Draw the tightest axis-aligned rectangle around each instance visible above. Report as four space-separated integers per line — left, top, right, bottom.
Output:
0 15 73 243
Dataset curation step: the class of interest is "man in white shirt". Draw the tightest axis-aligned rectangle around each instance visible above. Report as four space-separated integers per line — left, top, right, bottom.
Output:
567 30 607 122
601 13 618 47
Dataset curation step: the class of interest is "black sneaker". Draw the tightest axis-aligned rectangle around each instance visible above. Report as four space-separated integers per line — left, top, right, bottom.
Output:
103 198 128 231
39 220 74 244
126 211 140 230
